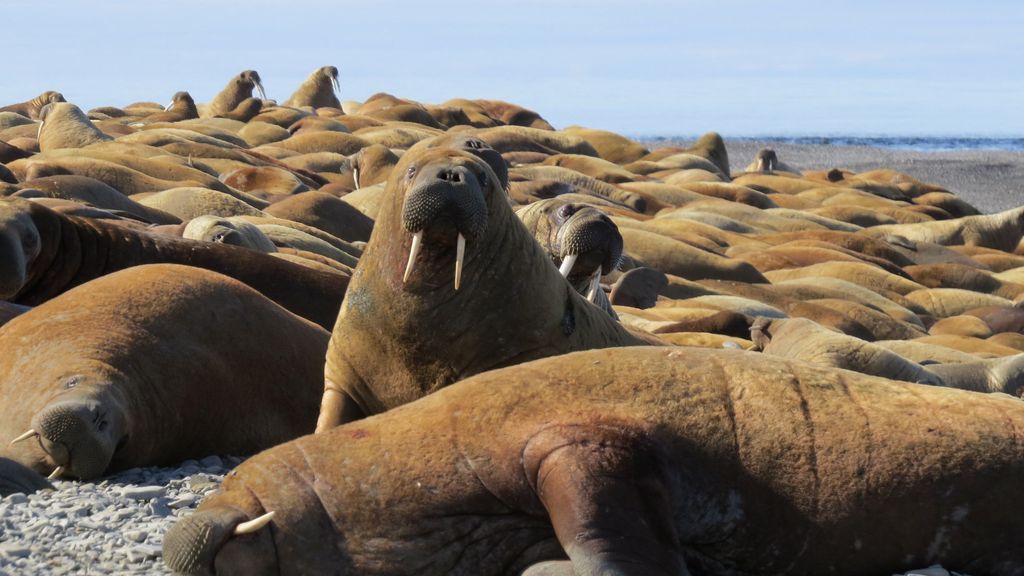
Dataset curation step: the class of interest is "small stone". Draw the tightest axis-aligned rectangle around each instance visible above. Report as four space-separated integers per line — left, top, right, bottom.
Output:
3 492 28 505
124 530 147 543
145 500 172 517
125 544 161 562
121 486 165 500
906 567 950 576
199 455 224 470
0 543 30 558
168 494 197 509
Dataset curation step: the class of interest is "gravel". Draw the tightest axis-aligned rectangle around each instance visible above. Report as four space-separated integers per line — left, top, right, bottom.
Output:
0 457 243 575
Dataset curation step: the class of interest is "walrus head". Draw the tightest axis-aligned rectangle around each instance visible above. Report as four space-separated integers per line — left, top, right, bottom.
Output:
321 65 341 95
168 91 197 114
238 70 266 101
515 198 622 302
0 198 46 299
754 148 778 173
398 149 492 290
10 371 132 480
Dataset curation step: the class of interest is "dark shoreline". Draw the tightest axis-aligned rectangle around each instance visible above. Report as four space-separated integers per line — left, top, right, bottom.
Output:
639 138 1024 215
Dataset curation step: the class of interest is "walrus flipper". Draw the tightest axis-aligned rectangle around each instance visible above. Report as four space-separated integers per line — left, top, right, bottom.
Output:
0 457 52 496
523 423 685 576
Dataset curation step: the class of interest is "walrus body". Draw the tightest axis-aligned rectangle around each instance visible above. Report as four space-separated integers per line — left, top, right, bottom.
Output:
317 143 651 429
282 66 341 109
0 90 65 119
0 264 329 482
0 198 345 329
166 346 1024 576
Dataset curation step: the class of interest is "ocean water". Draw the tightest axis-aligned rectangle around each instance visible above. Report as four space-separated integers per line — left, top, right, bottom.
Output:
643 136 1024 153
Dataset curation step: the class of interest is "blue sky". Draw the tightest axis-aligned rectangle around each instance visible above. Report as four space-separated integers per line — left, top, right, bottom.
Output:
4 0 1022 136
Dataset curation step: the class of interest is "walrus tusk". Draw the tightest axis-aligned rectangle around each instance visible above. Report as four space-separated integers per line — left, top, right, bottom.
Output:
165 101 174 111
454 233 466 290
10 429 38 445
255 81 267 102
48 466 64 480
37 120 44 140
234 511 275 535
332 75 341 94
587 269 602 303
558 254 578 278
403 231 424 283
353 167 360 190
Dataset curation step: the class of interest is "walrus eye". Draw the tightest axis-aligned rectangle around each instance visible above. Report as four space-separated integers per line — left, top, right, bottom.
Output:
212 233 226 243
98 419 108 432
406 165 417 179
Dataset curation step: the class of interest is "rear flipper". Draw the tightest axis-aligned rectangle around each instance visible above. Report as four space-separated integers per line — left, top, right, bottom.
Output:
523 423 688 576
315 357 370 433
0 457 52 496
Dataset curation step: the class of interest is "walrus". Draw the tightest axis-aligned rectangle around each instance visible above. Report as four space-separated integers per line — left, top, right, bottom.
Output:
0 264 329 482
0 90 65 119
36 102 113 151
0 198 345 329
135 91 199 124
165 346 1024 576
214 97 263 122
316 144 653 430
515 198 624 317
282 66 341 109
204 70 266 118
860 206 1024 253
742 147 802 175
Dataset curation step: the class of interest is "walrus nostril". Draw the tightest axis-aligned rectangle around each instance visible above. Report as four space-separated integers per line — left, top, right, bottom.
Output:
439 169 462 183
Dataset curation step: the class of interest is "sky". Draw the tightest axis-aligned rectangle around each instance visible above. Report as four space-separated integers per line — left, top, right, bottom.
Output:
3 0 1023 137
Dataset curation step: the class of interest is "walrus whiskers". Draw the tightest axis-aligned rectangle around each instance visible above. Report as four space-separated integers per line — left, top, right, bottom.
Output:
10 429 38 445
234 511 275 535
402 231 423 283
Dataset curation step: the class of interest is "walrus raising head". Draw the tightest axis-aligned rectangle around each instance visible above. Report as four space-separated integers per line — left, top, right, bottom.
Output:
515 197 623 303
206 70 266 117
0 90 65 120
754 147 778 173
283 66 341 109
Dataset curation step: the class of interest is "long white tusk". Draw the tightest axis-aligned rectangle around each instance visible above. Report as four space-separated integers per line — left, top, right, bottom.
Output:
402 231 423 283
234 511 275 535
165 101 173 111
558 254 578 278
255 82 267 102
454 233 466 290
587 269 602 303
10 429 38 445
352 167 360 190
332 76 341 94
37 120 44 140
48 466 64 480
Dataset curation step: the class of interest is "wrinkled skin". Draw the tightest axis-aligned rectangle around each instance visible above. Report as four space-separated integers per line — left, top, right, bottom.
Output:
0 264 329 483
0 198 345 330
515 197 623 318
166 347 1024 576
316 143 653 429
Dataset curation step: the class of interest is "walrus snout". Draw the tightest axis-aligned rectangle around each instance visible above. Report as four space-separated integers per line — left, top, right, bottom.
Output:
30 399 120 479
400 161 489 289
164 507 278 576
557 205 623 276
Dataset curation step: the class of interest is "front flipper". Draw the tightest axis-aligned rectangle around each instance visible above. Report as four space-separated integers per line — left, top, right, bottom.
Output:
315 357 370 433
523 423 688 576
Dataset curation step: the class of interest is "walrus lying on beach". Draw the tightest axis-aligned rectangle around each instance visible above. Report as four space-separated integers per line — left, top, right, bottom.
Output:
165 346 1024 576
0 198 345 329
316 143 654 430
0 90 65 119
0 264 328 484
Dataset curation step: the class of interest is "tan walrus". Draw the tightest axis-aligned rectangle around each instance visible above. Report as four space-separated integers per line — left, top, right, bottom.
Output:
204 70 266 118
1 264 328 482
316 142 654 429
0 90 65 119
165 346 1024 576
0 198 346 329
282 66 341 109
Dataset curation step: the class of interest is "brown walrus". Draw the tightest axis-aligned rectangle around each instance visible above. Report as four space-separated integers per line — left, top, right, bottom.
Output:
316 143 653 430
37 102 112 151
0 198 346 329
204 70 266 118
165 346 1024 576
0 264 329 483
282 65 341 109
135 91 199 124
0 90 65 119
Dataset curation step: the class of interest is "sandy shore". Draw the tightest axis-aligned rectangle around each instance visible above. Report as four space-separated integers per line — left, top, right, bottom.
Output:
641 138 1024 214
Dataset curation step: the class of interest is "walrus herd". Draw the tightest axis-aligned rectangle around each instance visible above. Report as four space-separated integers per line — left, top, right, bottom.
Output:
1 69 1023 575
